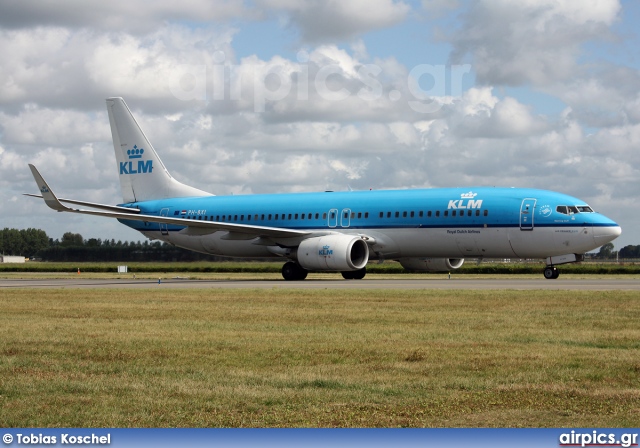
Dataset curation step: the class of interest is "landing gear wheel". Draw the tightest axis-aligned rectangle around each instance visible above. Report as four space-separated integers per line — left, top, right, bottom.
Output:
341 267 366 280
282 262 308 281
543 266 559 280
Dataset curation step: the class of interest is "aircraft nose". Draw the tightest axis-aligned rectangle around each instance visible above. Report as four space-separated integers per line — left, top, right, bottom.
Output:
593 224 622 245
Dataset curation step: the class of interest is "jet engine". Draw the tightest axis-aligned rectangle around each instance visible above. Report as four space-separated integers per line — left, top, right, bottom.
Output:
297 234 369 271
398 257 464 272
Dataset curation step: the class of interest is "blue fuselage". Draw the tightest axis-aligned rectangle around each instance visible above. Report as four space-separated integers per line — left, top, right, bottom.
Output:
117 187 620 260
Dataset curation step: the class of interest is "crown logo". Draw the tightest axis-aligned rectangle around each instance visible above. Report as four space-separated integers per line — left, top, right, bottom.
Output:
40 185 49 193
323 245 330 250
461 191 477 199
127 145 144 159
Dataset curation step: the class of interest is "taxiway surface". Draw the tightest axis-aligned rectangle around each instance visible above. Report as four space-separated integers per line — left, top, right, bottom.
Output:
1 278 638 290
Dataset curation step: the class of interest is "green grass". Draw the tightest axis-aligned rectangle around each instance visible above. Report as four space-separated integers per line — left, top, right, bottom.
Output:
1 288 640 427
2 260 640 275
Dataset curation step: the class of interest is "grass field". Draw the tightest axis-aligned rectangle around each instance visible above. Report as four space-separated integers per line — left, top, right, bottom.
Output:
1 288 639 427
2 260 640 276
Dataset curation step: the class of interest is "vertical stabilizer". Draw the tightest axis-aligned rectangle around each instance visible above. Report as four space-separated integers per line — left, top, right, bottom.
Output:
106 97 212 203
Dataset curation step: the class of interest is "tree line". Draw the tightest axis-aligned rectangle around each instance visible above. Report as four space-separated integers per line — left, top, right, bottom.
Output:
1 228 637 262
0 228 232 262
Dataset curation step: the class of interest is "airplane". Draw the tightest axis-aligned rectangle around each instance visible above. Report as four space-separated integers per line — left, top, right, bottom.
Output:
27 97 621 280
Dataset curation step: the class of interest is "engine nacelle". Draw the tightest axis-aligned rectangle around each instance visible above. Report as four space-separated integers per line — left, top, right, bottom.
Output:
297 235 369 271
398 257 464 272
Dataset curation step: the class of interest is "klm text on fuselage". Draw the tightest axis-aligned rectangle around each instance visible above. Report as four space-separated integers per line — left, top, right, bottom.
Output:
447 199 483 209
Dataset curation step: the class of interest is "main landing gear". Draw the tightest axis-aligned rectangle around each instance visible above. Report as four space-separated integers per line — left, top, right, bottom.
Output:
280 262 367 280
543 266 560 279
282 261 308 281
341 267 366 280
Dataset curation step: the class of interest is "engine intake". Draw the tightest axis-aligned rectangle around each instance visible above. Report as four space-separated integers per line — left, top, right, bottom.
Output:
297 235 369 271
398 257 464 272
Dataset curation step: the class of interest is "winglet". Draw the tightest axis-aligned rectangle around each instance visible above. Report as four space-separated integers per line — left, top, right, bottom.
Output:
28 164 71 212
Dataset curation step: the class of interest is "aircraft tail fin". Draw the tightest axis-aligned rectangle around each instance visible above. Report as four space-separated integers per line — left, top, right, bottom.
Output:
106 97 212 203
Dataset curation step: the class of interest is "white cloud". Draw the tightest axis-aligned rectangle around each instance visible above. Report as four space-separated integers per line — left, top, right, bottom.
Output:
451 88 549 138
450 0 622 86
0 0 249 34
260 0 411 43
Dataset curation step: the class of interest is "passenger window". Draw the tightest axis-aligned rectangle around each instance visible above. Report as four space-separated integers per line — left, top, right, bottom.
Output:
323 213 327 219
365 212 369 218
315 213 319 219
295 214 299 219
351 212 355 219
395 211 399 218
379 211 384 218
288 214 292 220
358 212 362 219
428 211 432 217
468 210 472 217
268 214 272 220
475 210 479 217
452 210 456 217
435 211 440 217
403 211 407 218
444 211 448 217
484 210 488 216
387 212 391 218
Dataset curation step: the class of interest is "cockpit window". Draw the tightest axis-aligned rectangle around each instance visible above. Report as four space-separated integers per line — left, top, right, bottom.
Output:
576 205 594 213
556 205 591 215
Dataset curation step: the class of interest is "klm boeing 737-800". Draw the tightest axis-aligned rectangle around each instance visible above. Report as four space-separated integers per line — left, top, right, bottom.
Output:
27 97 621 280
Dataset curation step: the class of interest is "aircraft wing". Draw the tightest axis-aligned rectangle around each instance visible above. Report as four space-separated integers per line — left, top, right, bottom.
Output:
26 164 311 239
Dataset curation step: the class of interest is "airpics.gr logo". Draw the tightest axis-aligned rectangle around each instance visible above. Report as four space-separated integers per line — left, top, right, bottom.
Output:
319 245 333 256
448 191 483 210
120 145 153 175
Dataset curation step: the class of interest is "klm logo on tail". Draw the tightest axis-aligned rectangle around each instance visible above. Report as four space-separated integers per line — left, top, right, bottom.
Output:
119 145 153 175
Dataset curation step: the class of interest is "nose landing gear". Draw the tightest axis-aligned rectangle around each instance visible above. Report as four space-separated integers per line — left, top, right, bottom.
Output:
543 266 560 279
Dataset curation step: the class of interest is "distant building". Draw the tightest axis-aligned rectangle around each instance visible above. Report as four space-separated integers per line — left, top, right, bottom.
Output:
0 255 26 263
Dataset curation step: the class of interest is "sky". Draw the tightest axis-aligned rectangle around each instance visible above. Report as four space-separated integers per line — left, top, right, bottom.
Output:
0 0 639 250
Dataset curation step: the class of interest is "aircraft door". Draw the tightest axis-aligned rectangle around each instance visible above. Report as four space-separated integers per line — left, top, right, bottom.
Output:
520 199 536 230
341 208 351 228
160 208 169 235
328 209 338 228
